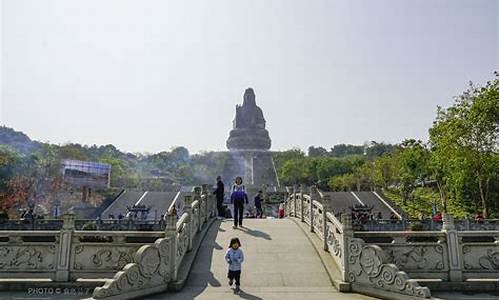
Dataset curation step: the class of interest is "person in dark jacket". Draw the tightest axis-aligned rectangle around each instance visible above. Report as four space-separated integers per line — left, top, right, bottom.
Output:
254 190 264 218
213 176 225 218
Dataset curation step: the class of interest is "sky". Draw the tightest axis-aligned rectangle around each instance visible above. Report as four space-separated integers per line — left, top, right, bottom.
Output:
0 0 498 154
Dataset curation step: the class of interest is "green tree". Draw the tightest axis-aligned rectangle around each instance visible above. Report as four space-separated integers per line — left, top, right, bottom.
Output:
308 146 328 157
394 139 431 205
429 75 499 217
373 154 396 189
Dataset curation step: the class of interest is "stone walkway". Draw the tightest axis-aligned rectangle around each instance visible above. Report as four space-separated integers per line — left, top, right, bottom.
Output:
149 218 376 300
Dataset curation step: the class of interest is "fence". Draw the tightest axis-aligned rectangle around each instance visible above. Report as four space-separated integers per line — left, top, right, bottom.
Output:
0 185 217 300
284 185 499 299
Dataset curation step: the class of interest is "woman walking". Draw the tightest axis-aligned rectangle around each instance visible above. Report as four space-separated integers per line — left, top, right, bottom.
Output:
230 176 248 229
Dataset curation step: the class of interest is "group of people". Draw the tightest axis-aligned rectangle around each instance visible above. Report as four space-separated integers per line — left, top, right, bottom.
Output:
213 176 264 229
107 213 125 220
213 175 265 294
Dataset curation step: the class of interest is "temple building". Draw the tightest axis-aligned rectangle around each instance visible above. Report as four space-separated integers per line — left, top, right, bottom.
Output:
222 88 279 186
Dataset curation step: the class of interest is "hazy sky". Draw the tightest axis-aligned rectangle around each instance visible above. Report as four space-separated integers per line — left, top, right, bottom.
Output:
1 0 498 154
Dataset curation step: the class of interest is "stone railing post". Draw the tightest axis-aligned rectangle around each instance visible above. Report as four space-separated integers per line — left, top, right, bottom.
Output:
464 218 470 231
201 184 209 222
322 194 331 251
55 213 75 281
309 186 315 232
192 187 202 232
340 214 353 283
184 195 193 251
300 185 305 222
293 185 298 218
442 214 463 281
165 212 177 281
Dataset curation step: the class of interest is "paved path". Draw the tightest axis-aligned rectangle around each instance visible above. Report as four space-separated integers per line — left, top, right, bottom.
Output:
150 218 376 300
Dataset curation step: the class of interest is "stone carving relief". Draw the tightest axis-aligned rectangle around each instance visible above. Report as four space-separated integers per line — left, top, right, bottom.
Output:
313 206 324 237
326 223 342 258
384 245 446 271
463 246 499 271
92 237 173 299
347 238 431 298
0 246 54 270
176 223 190 267
73 247 136 271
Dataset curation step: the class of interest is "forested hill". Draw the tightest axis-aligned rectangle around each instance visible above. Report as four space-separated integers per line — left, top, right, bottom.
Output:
0 126 42 154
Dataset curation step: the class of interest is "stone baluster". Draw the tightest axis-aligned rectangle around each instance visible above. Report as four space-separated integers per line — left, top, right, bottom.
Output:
192 187 202 232
300 184 306 222
293 186 297 217
202 184 209 221
165 212 178 281
309 186 315 232
464 218 470 231
341 213 353 283
322 193 331 251
184 195 193 252
442 214 463 281
55 213 75 281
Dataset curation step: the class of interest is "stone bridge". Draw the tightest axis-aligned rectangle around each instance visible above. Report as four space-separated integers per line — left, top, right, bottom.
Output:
0 186 497 300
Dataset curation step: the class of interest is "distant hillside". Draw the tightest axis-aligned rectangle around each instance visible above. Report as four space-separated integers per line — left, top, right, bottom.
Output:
0 126 42 154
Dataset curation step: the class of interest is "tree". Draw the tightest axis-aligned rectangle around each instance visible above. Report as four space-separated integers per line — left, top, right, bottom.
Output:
280 159 311 185
330 144 364 157
393 139 430 205
308 146 328 157
365 141 397 159
373 154 396 189
429 75 499 217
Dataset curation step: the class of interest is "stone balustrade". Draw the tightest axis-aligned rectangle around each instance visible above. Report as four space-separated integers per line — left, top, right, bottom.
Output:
0 186 217 300
354 218 498 232
0 216 166 281
92 185 217 299
285 186 499 299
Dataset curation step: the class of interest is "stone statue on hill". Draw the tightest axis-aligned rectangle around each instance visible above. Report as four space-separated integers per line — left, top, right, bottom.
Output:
227 88 271 150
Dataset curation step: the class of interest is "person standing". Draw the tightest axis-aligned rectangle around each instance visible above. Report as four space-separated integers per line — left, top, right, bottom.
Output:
230 176 248 229
254 190 264 218
225 237 244 293
213 176 225 219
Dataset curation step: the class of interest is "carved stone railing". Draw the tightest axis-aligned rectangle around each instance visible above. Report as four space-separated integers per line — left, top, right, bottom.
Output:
353 231 448 280
285 186 431 299
0 215 166 281
356 219 498 232
0 185 217 299
0 219 64 230
0 219 168 231
352 229 499 282
92 185 217 299
285 186 499 298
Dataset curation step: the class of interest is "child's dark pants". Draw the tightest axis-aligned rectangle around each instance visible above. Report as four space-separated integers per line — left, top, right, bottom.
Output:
228 270 241 286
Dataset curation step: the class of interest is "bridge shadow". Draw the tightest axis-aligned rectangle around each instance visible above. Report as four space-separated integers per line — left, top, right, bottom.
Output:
238 226 272 240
